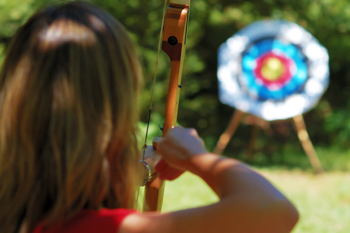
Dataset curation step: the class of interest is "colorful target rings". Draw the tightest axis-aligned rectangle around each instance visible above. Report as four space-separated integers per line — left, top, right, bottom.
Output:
218 20 329 121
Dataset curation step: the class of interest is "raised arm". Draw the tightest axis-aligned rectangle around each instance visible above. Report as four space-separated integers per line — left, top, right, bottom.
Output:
120 127 299 233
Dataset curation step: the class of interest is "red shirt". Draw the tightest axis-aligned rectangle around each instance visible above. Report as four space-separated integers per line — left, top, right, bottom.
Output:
33 208 136 233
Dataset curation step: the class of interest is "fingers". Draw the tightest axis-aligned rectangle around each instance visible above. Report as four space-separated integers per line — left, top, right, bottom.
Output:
158 127 203 153
155 159 168 173
143 145 156 158
188 127 199 137
155 159 184 181
155 126 207 177
164 170 184 181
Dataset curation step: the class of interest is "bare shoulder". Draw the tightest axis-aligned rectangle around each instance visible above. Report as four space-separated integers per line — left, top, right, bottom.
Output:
118 211 174 233
117 207 214 233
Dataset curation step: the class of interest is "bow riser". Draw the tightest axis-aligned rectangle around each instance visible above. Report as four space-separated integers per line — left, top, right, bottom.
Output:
143 2 190 212
162 5 189 136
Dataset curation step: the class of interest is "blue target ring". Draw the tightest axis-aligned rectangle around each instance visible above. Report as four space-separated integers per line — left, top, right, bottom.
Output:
240 38 308 101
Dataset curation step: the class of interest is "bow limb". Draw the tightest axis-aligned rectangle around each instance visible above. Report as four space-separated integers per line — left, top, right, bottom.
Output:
143 0 191 212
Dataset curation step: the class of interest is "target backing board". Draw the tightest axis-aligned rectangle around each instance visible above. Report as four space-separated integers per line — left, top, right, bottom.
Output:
218 20 329 121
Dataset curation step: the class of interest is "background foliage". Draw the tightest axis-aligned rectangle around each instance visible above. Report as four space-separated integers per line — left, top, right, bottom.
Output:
0 0 349 171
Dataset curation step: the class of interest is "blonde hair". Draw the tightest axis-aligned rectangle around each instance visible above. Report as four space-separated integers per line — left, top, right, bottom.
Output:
0 2 142 233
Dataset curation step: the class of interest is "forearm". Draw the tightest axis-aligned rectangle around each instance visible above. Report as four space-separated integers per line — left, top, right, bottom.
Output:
188 153 281 198
188 153 299 232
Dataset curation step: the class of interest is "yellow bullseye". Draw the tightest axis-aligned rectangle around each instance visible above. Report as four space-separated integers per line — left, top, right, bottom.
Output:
261 57 284 81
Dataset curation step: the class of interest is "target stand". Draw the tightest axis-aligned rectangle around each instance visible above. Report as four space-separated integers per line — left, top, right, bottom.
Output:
215 20 329 174
213 110 324 174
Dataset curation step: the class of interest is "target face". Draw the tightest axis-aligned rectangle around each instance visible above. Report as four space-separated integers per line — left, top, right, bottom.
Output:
218 20 329 121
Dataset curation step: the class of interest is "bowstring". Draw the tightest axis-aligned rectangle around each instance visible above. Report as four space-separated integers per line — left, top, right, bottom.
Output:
137 0 168 211
141 0 168 161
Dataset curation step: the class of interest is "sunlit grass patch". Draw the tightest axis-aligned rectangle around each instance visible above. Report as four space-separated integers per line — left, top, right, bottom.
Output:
162 172 218 212
162 169 350 233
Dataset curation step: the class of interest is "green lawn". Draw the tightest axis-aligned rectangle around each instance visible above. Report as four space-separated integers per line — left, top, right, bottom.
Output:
161 169 350 233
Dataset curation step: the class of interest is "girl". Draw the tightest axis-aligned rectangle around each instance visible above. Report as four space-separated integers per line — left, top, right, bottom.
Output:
0 2 299 233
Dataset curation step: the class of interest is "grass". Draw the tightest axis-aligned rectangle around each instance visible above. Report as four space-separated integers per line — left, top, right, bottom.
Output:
160 169 350 233
260 169 350 233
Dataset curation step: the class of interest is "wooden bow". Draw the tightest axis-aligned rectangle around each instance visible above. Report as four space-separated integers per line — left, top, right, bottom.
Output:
143 0 191 212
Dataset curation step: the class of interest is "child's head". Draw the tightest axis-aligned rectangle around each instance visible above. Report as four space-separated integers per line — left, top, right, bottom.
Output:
0 2 142 232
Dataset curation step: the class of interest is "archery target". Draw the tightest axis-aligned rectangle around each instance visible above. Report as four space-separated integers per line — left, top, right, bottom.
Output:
218 20 329 121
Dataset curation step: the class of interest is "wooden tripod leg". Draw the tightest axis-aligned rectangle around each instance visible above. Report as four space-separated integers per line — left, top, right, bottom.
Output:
213 110 244 155
292 115 324 174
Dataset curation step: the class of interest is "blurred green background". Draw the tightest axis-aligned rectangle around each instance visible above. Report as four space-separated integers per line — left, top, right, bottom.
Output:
1 0 349 167
1 0 349 170
1 1 349 232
